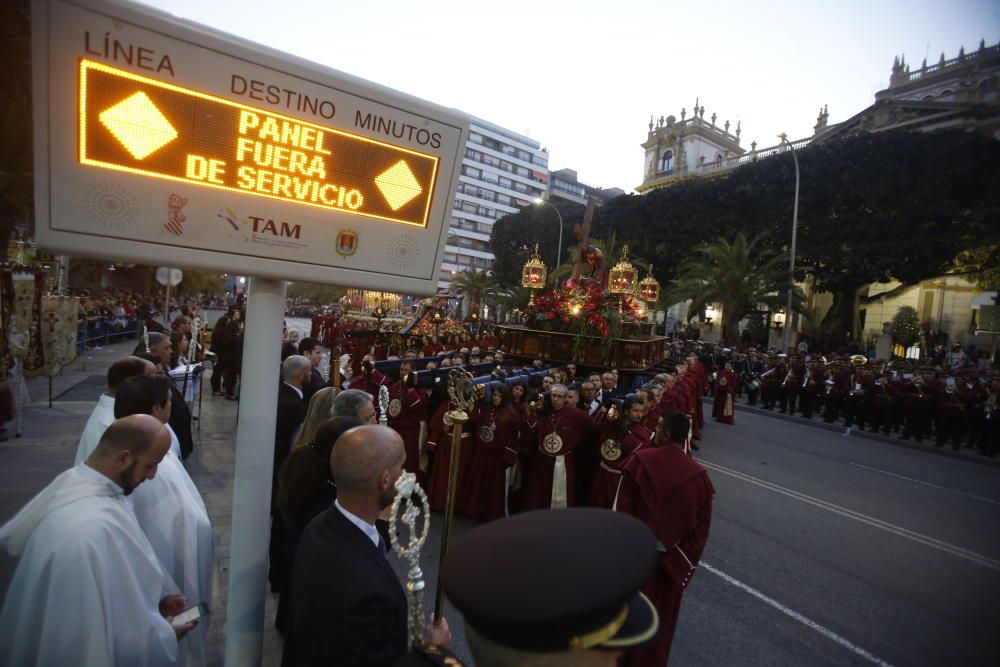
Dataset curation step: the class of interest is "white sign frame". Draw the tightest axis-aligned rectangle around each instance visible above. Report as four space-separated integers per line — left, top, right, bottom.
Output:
31 0 468 295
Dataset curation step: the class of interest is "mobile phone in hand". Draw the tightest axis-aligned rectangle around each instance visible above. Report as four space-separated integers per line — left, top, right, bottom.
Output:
173 602 209 626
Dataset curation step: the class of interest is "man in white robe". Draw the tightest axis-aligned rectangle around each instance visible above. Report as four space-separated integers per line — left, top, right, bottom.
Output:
0 415 197 666
115 375 215 667
75 356 156 465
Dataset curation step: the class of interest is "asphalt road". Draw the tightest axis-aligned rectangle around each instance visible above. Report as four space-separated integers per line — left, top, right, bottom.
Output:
669 409 1000 666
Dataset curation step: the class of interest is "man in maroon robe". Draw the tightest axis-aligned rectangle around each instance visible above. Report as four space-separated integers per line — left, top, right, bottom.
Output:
616 411 715 667
521 384 598 510
712 362 737 425
386 362 427 474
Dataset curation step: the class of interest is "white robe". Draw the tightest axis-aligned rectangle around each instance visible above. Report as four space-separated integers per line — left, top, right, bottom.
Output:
74 394 117 466
131 427 215 667
0 466 179 667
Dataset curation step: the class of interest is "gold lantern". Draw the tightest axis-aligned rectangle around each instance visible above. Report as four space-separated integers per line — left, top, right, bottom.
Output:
638 264 661 304
608 245 637 295
521 243 547 290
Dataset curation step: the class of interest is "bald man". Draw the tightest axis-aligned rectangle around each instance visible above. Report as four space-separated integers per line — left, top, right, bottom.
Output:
0 416 196 666
285 425 449 667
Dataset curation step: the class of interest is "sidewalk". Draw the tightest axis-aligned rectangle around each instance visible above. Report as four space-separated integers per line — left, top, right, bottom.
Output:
0 339 282 666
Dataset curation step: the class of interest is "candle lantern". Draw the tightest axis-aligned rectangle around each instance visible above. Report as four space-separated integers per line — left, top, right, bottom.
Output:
521 243 547 290
637 264 661 304
608 245 637 295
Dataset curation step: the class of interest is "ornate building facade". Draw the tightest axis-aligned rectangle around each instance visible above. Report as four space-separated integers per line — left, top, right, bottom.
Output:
643 41 1000 349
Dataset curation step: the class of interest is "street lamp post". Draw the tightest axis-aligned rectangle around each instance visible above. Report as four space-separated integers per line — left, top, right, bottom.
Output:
778 133 800 352
533 197 563 283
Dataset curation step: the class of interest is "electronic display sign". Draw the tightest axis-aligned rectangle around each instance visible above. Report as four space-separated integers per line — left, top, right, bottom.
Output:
80 60 439 227
32 0 468 294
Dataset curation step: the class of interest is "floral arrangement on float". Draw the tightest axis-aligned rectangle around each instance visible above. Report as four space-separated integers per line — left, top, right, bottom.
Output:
523 279 647 356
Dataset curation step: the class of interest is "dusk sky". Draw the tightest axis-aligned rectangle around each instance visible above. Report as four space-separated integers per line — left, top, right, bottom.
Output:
140 0 999 191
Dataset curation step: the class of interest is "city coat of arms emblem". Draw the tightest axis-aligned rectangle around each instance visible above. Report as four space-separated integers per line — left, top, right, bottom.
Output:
336 229 358 257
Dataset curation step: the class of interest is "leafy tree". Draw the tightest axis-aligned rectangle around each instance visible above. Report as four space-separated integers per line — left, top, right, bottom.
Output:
488 200 584 287
178 271 225 296
663 233 803 346
590 129 1000 347
0 0 32 254
890 306 921 347
286 282 347 305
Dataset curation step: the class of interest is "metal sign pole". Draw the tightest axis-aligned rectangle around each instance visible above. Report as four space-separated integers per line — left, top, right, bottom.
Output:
223 276 286 667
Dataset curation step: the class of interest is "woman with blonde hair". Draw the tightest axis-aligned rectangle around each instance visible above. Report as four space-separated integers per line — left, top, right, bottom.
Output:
291 387 337 450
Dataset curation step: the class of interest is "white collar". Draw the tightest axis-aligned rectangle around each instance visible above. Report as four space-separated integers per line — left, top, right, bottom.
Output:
78 462 124 494
335 499 380 548
283 382 304 399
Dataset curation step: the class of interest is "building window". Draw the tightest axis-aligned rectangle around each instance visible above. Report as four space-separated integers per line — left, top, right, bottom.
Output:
660 150 673 171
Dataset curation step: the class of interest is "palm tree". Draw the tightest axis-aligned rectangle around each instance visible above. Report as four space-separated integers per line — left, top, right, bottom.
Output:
449 269 501 318
664 233 804 345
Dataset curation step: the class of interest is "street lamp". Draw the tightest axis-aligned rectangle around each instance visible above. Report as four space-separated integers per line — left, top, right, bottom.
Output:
778 133 800 352
773 309 786 330
532 197 563 281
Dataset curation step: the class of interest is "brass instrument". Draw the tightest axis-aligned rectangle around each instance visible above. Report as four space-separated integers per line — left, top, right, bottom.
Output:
606 403 621 423
824 378 836 396
801 369 811 389
850 354 867 366
913 376 924 399
782 369 794 387
985 388 995 419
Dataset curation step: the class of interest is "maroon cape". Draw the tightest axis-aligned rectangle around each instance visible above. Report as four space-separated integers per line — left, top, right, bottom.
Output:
458 406 520 521
386 382 427 474
712 369 737 425
425 402 472 512
589 423 652 509
617 445 714 667
521 406 597 510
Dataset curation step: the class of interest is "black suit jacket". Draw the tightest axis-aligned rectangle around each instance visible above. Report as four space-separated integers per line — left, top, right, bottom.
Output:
302 366 325 404
286 505 407 667
167 379 194 459
275 383 307 473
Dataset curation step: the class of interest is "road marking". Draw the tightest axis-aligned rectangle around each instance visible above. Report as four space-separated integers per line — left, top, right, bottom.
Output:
699 459 1000 572
701 561 893 667
847 462 1000 505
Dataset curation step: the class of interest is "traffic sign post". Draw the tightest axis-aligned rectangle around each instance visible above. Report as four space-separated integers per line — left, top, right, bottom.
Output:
31 1 468 664
155 267 182 325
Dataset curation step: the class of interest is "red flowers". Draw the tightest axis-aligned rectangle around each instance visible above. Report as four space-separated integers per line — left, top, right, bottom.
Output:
524 284 643 338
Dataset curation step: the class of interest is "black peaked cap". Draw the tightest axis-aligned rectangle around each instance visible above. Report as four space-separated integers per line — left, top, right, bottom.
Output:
441 508 659 653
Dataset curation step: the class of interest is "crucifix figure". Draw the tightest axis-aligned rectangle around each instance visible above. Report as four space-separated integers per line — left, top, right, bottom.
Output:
44 312 59 334
570 198 606 290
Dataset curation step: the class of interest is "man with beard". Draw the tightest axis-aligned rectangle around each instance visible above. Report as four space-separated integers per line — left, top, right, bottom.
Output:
287 425 450 666
0 415 196 666
522 384 599 510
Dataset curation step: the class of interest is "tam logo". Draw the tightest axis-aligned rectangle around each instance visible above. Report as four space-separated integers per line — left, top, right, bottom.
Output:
250 216 301 239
